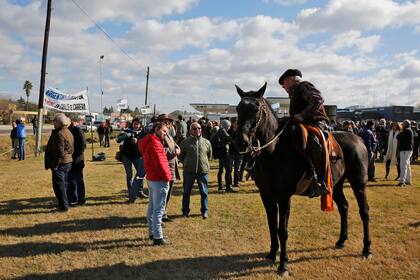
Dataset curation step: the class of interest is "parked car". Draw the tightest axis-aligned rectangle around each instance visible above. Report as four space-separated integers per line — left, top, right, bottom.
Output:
79 122 97 132
93 120 103 128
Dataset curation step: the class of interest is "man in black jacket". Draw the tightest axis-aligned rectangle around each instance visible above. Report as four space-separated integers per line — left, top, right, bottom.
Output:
279 69 329 197
116 118 148 202
67 117 87 205
396 120 414 186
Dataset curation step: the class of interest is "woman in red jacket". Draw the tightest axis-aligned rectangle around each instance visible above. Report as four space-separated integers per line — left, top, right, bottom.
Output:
139 122 172 245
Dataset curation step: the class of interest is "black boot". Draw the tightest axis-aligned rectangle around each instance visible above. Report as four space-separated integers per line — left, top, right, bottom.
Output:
307 180 329 198
153 238 170 246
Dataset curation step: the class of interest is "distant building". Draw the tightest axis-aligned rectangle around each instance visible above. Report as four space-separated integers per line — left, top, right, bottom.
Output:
190 98 338 122
337 106 418 121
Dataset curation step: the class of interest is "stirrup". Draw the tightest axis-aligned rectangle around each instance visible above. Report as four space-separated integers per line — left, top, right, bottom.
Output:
308 180 328 198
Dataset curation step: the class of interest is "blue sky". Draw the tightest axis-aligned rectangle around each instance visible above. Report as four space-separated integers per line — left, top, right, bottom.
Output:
0 0 419 113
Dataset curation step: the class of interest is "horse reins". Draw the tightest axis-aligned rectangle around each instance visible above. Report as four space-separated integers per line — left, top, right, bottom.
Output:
240 97 291 157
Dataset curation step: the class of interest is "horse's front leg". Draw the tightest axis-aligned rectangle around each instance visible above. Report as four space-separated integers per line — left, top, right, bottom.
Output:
260 193 279 261
278 197 291 276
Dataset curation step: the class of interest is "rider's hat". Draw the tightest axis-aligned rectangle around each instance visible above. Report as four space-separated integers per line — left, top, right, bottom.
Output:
278 69 302 85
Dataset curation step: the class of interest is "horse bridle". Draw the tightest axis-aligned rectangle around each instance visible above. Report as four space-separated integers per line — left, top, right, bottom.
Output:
240 97 291 157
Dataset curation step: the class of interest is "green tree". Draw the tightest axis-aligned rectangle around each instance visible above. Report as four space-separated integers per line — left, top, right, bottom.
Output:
17 97 26 110
23 80 33 111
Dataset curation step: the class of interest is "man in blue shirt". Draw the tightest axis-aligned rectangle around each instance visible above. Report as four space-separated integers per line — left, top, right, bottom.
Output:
15 119 26 160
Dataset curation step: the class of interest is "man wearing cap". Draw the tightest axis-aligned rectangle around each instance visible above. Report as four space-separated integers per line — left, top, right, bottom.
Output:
279 69 329 197
179 122 212 219
45 113 74 211
67 117 87 206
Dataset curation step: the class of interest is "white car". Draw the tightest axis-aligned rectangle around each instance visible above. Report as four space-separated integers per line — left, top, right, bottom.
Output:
79 122 97 132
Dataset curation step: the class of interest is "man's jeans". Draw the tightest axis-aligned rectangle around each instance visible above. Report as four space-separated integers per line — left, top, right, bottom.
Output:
147 180 169 239
228 151 242 186
122 155 145 200
67 161 86 204
18 137 25 160
399 151 413 184
217 153 232 190
52 163 72 210
182 172 209 215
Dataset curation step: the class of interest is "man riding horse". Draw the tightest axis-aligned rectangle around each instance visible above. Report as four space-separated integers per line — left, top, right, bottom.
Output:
278 69 329 197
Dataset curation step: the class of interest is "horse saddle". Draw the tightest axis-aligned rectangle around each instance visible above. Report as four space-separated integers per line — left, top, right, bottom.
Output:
295 124 344 196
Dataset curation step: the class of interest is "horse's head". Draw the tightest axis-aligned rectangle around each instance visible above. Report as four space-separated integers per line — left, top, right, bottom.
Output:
234 82 267 152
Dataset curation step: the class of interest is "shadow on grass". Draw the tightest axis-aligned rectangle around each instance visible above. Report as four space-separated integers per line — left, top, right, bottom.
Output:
0 238 152 258
10 248 365 280
408 221 420 228
11 253 273 280
0 216 146 237
366 183 399 188
0 194 128 216
0 196 56 215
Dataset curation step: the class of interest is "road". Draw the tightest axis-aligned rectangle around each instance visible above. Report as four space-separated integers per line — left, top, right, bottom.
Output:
0 124 54 135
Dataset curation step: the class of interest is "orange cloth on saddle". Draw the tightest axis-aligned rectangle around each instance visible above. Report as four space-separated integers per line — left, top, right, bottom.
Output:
301 124 334 212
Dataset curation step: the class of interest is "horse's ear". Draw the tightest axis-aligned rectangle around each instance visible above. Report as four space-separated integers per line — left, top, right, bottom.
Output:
235 85 246 98
253 82 267 98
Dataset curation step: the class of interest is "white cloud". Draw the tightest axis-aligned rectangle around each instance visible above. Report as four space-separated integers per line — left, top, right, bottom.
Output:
330 30 381 53
297 0 420 32
124 17 238 52
264 0 307 6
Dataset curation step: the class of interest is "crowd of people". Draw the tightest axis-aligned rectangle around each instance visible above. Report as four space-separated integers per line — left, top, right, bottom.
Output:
9 116 39 161
8 68 419 247
332 118 418 186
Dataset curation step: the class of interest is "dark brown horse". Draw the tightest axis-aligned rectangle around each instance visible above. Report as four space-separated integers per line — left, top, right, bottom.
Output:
235 83 372 276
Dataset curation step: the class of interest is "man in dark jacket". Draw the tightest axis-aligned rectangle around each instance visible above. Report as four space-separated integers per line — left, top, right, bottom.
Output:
45 113 74 211
104 119 113 147
397 120 414 186
67 118 87 205
360 120 378 182
116 118 148 202
227 119 242 188
279 69 329 197
216 119 234 192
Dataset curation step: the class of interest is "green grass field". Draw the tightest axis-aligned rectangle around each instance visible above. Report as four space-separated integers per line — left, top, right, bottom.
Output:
0 135 419 279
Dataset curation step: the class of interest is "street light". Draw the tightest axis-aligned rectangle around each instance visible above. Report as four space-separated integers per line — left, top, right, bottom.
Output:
99 55 104 113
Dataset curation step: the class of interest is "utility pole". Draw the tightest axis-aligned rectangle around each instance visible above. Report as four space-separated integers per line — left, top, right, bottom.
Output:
99 55 104 114
35 0 52 156
145 66 149 105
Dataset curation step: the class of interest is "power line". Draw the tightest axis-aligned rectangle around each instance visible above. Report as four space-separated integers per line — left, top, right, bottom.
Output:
70 0 143 68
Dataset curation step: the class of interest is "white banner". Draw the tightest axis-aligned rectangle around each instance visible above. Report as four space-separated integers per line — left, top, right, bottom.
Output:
117 98 128 111
44 88 89 113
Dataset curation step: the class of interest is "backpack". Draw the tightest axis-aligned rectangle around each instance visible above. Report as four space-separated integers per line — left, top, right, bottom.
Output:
210 130 224 159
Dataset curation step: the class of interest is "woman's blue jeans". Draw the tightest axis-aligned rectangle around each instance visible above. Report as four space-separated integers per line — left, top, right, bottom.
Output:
147 180 169 239
122 155 145 200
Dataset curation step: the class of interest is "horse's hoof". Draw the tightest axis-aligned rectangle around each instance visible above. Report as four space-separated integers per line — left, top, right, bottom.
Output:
363 252 373 260
335 242 345 249
278 270 290 277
